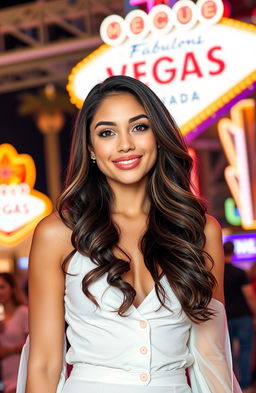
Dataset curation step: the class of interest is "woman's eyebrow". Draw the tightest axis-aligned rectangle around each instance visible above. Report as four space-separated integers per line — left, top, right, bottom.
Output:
95 114 148 129
95 121 116 129
128 114 148 123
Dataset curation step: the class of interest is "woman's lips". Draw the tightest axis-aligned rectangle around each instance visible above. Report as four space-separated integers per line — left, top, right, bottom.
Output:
112 156 142 170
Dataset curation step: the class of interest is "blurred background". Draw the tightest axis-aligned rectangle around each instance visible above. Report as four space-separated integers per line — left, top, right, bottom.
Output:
0 0 255 274
0 0 255 392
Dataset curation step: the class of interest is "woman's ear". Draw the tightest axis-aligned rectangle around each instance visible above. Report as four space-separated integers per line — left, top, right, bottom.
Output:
88 145 96 160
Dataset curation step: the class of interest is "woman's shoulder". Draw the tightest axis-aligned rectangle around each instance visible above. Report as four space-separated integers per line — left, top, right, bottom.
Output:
34 212 71 238
32 212 73 260
204 214 222 239
203 214 223 258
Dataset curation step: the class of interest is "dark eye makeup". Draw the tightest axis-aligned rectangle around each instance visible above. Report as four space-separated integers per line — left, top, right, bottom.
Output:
133 123 149 132
97 123 150 138
98 129 115 137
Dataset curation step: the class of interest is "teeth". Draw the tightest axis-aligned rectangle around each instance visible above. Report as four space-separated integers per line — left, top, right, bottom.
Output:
116 158 139 164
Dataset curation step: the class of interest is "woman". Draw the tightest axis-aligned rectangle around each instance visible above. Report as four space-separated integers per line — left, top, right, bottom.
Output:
0 273 28 393
20 76 241 393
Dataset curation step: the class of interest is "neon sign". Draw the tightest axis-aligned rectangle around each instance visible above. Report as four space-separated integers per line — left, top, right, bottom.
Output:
129 0 165 12
218 99 256 230
224 197 241 226
223 233 256 263
0 144 52 245
188 147 200 196
129 0 195 12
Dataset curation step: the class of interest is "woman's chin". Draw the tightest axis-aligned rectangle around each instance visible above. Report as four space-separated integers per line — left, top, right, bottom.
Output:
108 172 148 186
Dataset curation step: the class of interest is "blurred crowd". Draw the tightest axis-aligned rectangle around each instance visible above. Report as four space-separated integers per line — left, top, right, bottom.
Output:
0 274 28 393
0 243 256 392
224 242 256 393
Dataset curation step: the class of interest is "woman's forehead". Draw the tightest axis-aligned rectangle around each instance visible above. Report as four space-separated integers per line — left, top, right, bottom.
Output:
91 93 146 124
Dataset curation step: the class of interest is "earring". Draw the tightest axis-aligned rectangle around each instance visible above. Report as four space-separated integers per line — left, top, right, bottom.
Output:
157 145 160 149
91 156 96 164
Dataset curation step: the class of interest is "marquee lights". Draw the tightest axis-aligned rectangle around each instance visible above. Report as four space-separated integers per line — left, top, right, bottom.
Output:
100 1 224 46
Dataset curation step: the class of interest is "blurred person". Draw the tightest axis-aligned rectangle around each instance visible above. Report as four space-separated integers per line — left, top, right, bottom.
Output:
248 262 256 295
0 273 28 393
224 241 256 393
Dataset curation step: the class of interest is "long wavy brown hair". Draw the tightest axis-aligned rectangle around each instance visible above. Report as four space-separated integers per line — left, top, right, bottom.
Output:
58 75 216 322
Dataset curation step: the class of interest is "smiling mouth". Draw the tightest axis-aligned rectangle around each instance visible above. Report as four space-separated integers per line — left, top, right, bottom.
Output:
112 156 142 170
115 158 139 164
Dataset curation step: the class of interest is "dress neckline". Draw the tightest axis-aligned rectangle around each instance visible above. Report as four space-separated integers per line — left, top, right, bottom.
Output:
131 274 166 311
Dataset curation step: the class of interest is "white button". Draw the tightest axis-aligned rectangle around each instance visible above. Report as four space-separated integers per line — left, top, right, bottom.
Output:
139 373 149 382
139 320 147 329
140 346 148 355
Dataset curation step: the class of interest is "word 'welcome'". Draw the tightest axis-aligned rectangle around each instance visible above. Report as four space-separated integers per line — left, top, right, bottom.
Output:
100 0 224 46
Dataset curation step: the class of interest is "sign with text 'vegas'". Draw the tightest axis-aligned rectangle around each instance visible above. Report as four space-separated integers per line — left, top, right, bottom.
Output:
67 0 256 138
0 144 52 245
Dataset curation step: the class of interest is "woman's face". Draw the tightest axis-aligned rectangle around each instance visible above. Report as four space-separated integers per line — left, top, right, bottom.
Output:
0 278 13 304
89 93 157 186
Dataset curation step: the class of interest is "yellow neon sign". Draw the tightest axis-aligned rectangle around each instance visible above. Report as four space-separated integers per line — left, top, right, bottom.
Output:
0 144 52 246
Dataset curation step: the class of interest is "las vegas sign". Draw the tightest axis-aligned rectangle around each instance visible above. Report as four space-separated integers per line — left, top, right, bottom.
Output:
67 0 256 140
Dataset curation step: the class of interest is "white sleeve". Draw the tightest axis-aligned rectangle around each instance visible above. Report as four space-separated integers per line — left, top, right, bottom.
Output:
16 335 67 393
188 298 242 393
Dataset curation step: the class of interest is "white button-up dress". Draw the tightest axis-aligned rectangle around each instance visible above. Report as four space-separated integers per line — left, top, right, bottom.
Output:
17 251 242 393
63 252 193 392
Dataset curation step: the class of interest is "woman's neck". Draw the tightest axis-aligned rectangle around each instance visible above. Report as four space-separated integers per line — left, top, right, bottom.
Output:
109 177 150 218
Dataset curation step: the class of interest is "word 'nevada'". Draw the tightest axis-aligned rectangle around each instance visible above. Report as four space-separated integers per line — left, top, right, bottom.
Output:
100 0 224 46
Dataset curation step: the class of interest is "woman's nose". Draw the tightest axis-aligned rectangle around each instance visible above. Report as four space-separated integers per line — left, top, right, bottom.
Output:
117 133 135 152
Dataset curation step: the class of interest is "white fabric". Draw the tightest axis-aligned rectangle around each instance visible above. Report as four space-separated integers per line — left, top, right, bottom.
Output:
62 363 191 392
69 363 188 384
188 298 241 393
64 252 193 384
61 379 191 393
17 251 242 392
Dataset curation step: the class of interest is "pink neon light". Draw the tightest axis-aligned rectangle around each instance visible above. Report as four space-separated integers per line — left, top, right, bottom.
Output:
129 0 177 12
188 148 200 197
130 0 155 12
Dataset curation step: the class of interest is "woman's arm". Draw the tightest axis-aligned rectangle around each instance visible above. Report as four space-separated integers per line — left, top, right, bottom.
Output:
188 214 242 392
25 214 72 393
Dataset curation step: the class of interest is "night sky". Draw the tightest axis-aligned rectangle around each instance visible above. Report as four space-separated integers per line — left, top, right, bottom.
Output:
0 89 77 197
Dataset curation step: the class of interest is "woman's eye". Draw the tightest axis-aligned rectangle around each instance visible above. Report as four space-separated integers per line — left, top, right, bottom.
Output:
133 123 149 132
98 129 115 137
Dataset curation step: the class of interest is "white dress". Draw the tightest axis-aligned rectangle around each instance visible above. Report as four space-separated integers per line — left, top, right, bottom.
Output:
17 251 242 393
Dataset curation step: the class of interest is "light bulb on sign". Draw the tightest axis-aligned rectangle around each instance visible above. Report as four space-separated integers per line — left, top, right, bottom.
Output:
100 0 224 46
